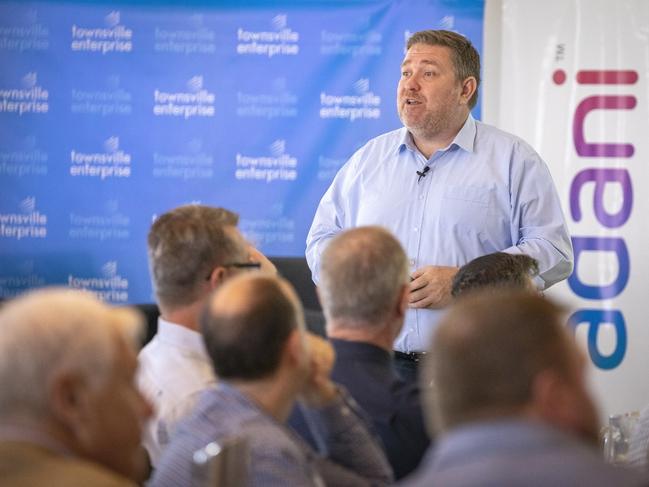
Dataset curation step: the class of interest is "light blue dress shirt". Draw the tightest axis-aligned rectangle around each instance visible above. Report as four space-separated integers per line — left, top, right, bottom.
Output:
306 115 573 353
398 419 644 487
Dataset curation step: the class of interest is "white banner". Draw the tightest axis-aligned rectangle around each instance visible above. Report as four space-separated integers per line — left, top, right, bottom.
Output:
492 0 649 418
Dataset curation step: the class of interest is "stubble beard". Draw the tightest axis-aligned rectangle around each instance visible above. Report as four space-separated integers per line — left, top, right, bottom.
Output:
399 104 451 143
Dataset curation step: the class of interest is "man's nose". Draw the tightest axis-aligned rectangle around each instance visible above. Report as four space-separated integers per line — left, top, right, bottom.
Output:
403 75 420 91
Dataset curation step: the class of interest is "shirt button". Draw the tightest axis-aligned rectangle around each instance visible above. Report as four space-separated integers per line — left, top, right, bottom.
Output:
409 259 415 266
419 194 425 200
413 227 418 232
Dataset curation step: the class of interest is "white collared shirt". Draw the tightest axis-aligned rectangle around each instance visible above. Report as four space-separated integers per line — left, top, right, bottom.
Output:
137 318 216 466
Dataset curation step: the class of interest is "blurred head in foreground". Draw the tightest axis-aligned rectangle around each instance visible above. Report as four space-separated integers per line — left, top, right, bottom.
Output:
0 288 152 482
424 291 599 445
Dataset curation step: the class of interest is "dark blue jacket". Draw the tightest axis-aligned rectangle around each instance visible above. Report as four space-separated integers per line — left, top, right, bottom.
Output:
290 338 430 479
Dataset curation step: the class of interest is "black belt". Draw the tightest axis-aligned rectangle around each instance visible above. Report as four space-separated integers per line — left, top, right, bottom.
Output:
394 351 427 363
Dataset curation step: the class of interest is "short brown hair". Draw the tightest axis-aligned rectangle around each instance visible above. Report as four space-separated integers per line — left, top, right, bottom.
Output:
425 292 571 430
201 274 302 381
147 205 244 309
452 253 539 297
407 29 480 109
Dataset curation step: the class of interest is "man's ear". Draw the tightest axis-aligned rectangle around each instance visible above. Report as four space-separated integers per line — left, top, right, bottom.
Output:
397 283 409 318
48 371 89 433
207 266 227 290
460 77 477 106
530 369 572 427
283 329 307 368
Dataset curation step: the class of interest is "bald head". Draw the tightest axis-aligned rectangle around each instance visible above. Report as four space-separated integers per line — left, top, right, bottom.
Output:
425 291 582 431
201 273 304 381
319 226 409 326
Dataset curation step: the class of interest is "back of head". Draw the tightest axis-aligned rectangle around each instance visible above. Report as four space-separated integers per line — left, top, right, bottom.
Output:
406 29 481 109
147 204 244 309
201 273 303 381
0 287 142 419
318 226 409 326
451 252 539 297
426 291 572 431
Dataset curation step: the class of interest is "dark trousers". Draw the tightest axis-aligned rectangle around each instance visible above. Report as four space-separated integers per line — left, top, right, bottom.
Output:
393 354 421 386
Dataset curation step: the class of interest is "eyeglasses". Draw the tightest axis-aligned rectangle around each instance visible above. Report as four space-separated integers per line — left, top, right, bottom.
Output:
205 262 262 280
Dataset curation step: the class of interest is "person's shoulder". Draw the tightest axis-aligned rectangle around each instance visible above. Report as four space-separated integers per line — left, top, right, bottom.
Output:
474 120 540 159
344 127 406 173
358 127 406 151
137 332 161 359
50 458 136 487
0 444 136 487
402 441 643 487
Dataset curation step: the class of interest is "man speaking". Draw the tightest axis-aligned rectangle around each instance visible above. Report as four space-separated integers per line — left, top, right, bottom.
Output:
306 30 573 381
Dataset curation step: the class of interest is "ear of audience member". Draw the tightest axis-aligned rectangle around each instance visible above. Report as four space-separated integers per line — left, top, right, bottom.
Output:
151 273 393 486
289 225 430 479
399 291 643 486
451 252 539 297
139 204 272 465
0 288 152 486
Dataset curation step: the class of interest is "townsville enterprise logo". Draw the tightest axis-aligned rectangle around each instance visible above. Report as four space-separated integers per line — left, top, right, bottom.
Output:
153 75 215 118
71 11 133 54
235 139 298 183
68 260 129 303
69 136 132 179
0 72 49 115
0 197 47 240
237 14 299 58
320 78 381 121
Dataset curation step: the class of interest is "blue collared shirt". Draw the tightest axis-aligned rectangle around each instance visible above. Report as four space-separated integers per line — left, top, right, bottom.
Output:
306 115 573 353
399 419 644 487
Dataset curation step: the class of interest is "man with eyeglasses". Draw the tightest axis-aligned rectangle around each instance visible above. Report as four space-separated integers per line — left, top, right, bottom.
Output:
137 204 274 467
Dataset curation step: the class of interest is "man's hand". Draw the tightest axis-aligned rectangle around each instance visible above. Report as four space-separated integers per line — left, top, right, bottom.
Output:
300 334 338 408
409 265 458 309
247 245 277 274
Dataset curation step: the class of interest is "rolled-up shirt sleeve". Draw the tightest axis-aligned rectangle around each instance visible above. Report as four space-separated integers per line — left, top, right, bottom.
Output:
501 146 574 289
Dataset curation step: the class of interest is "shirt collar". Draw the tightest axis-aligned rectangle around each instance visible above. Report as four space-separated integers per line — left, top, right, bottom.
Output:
453 114 476 153
330 338 392 365
396 114 477 156
156 317 207 355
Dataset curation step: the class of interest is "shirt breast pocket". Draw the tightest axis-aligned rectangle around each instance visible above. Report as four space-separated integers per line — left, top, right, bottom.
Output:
440 185 494 234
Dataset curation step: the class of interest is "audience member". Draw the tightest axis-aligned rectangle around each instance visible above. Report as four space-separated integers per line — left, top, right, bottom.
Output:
151 273 393 486
138 204 274 465
451 252 539 297
311 226 430 478
401 291 643 486
0 288 152 486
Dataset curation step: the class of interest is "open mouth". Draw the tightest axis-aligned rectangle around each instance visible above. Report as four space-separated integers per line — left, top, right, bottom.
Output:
405 98 422 105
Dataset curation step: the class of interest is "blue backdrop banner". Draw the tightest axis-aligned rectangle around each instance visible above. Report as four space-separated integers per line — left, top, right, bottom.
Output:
0 0 484 303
